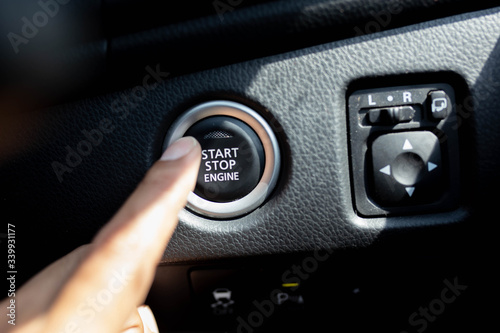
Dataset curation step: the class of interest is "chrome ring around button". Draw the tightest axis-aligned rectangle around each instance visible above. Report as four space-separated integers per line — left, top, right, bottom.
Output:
163 101 281 218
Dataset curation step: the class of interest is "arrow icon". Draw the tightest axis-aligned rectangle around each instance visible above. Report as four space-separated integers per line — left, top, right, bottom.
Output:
405 187 415 197
403 139 413 150
379 165 391 176
428 162 438 172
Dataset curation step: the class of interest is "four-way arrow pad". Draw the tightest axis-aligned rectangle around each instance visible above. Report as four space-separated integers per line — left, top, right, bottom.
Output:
371 131 443 206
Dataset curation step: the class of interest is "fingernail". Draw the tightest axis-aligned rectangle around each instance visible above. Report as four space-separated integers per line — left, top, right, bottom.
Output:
138 305 159 333
160 137 197 161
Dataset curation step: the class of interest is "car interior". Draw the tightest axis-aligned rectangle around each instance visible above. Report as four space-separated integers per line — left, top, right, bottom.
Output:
1 0 499 332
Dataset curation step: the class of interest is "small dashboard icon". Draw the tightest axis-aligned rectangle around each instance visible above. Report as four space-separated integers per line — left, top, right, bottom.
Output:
431 97 448 113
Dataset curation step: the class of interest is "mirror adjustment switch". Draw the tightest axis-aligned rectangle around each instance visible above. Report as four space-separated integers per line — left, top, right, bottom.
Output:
371 131 442 206
348 83 461 216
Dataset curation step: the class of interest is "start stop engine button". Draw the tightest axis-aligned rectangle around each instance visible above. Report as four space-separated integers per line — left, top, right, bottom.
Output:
185 116 265 203
163 101 280 218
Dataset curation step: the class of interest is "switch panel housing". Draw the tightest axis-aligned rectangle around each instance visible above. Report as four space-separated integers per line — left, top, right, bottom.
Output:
348 83 461 216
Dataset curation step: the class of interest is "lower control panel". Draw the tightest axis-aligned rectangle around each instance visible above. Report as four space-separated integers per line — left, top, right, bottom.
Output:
348 83 461 216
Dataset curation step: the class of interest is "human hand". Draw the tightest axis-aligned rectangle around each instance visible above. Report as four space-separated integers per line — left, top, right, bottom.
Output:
1 137 201 333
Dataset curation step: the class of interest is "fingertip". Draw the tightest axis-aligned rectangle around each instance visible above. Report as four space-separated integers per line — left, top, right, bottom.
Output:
160 136 199 161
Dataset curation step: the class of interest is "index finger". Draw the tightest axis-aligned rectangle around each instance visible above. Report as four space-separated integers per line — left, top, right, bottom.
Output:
46 137 201 333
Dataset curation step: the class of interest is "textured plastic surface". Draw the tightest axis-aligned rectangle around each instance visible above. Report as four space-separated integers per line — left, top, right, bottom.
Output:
2 8 500 271
106 0 499 88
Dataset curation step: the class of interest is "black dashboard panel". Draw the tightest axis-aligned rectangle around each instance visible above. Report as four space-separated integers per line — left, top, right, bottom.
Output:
106 0 500 89
2 4 499 270
1 1 499 332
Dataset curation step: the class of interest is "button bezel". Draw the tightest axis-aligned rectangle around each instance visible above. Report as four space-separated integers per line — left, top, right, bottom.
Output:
163 101 281 218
